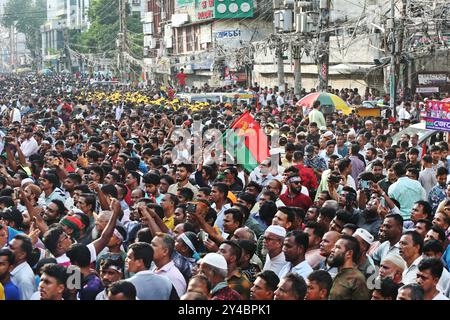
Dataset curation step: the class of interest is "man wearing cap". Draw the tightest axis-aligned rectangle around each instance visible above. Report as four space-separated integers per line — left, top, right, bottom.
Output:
378 254 407 285
279 175 312 212
353 228 376 280
262 225 287 277
199 253 241 300
308 101 326 128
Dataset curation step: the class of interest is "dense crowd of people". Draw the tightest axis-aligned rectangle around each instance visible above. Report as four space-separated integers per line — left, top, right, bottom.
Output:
0 73 449 301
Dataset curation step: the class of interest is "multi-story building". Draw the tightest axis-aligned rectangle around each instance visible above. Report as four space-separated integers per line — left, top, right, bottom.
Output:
0 0 32 72
41 0 90 71
144 0 272 87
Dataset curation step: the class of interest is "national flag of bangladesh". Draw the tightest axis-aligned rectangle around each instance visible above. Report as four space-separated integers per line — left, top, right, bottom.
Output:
222 111 270 172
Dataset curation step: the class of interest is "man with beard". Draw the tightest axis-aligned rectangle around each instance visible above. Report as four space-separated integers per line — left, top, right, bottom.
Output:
279 175 312 211
42 199 67 227
371 214 403 266
167 163 198 197
107 142 120 164
377 254 407 285
318 231 341 278
328 235 371 300
370 160 385 183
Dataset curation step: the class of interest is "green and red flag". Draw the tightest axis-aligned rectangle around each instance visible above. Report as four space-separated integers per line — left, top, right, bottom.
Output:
223 111 270 172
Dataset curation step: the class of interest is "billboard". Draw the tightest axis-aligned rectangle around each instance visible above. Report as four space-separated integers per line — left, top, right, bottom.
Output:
215 0 253 19
423 101 450 132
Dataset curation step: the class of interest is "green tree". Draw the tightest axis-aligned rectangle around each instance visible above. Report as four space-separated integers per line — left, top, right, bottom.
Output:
69 0 143 59
1 0 46 68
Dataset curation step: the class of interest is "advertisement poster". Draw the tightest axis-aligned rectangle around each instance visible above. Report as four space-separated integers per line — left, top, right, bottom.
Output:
423 101 450 132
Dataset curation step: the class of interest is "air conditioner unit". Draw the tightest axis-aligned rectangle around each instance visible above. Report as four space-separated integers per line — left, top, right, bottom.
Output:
282 9 293 32
149 37 157 49
144 12 153 23
274 10 282 29
143 23 153 35
284 0 295 6
171 14 189 27
165 37 173 49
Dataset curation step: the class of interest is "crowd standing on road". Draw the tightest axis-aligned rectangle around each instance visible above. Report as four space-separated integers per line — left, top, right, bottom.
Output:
0 73 449 300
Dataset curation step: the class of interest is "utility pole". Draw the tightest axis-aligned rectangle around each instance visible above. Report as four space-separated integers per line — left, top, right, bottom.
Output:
317 0 330 92
273 0 285 91
388 0 396 118
63 27 72 72
118 0 127 83
276 38 285 92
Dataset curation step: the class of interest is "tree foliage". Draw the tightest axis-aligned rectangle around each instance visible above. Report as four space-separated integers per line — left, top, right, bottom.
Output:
69 0 143 60
0 0 46 65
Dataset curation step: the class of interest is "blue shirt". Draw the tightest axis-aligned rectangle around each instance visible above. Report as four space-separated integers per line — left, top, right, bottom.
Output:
7 226 24 242
3 279 20 300
388 177 426 220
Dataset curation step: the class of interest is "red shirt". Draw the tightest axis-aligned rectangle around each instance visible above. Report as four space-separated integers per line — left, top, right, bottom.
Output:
211 286 241 300
279 190 312 212
295 164 318 190
176 72 187 86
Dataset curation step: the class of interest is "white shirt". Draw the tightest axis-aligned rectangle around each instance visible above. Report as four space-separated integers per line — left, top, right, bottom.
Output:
432 291 449 300
402 256 423 285
151 260 186 298
278 259 313 280
437 267 450 298
276 95 285 107
10 261 37 300
398 108 411 120
263 252 287 277
20 137 39 159
11 107 21 123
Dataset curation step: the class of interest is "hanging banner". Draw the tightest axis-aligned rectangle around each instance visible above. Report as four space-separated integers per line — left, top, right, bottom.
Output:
423 101 450 132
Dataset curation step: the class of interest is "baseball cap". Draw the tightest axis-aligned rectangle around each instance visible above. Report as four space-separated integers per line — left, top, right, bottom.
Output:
353 228 374 245
202 253 227 270
265 225 286 238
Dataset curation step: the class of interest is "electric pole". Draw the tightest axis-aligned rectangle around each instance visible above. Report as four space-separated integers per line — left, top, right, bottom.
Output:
273 1 285 92
63 27 72 72
118 0 127 83
388 0 396 118
276 38 285 92
317 0 330 92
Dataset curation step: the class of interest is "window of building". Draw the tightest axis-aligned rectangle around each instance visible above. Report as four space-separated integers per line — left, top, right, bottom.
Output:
177 28 184 54
186 26 193 52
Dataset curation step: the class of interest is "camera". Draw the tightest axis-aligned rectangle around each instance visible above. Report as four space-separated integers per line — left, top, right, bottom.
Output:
186 203 197 214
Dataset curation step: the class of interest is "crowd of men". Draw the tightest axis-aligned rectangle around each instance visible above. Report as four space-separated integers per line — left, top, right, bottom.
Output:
0 73 449 301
